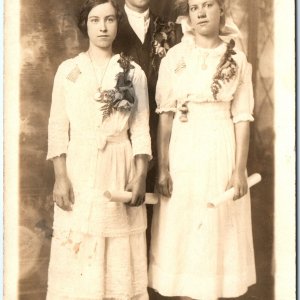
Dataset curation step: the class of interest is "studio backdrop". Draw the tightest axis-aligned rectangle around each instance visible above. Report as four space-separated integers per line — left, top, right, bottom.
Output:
19 0 274 299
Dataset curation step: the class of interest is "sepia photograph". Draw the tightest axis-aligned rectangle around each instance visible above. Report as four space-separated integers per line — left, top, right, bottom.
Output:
4 0 295 299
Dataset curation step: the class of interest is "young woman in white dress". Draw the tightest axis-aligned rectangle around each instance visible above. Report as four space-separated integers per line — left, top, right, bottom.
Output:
46 0 151 299
148 0 256 299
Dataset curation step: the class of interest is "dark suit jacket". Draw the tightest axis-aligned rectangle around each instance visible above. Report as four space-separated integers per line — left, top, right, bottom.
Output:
113 9 182 189
113 10 160 113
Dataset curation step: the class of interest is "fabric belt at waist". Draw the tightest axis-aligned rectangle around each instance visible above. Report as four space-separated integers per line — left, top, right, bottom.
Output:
70 130 129 150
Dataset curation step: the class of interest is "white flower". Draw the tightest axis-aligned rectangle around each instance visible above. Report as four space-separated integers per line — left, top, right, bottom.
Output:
116 100 133 111
161 32 167 40
114 91 123 100
156 47 166 57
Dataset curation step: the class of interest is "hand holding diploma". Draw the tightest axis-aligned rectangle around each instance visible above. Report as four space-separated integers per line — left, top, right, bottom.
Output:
103 191 158 205
207 173 262 208
104 173 261 207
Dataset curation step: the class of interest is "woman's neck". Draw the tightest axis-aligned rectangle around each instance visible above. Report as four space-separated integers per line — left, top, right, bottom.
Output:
88 44 113 66
194 34 223 49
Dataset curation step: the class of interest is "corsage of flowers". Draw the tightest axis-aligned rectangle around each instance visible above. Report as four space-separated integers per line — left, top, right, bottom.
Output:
150 17 176 70
95 53 135 121
179 40 238 122
211 39 238 100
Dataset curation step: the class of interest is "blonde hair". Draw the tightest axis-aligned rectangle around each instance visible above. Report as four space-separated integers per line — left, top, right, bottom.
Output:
175 0 225 28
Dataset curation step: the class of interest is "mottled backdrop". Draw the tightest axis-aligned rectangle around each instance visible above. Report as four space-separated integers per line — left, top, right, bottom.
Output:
19 0 274 299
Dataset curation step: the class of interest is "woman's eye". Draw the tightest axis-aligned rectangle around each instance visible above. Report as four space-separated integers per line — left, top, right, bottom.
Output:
107 17 115 23
90 18 99 23
205 2 213 8
190 6 197 12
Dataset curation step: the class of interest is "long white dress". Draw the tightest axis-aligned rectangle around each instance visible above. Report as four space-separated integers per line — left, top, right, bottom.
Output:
46 53 151 300
148 40 256 300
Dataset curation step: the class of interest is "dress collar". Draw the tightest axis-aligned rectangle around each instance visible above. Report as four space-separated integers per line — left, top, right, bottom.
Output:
193 42 227 55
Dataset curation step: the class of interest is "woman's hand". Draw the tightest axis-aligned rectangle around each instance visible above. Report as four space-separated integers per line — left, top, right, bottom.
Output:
157 168 173 198
226 170 248 200
156 112 173 198
229 121 250 201
53 176 75 211
125 175 146 207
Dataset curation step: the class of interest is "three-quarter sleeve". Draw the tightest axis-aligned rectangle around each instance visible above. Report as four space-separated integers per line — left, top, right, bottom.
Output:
129 66 152 159
231 59 255 123
155 56 177 114
46 63 70 160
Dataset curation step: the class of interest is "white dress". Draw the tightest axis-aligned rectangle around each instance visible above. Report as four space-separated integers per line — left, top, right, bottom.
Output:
46 53 151 300
148 40 256 300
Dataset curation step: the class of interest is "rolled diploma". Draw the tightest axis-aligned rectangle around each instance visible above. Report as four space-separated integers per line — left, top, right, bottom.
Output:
103 191 158 205
207 173 262 208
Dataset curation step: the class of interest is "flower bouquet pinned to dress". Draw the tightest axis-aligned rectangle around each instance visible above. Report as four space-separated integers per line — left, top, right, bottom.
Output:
95 53 136 121
178 40 238 123
211 39 238 100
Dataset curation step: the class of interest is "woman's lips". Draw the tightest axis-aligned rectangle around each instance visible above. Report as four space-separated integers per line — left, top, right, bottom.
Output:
197 20 209 25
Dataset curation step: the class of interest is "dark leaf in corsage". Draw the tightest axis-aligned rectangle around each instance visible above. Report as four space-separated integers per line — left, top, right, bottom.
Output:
211 39 238 100
96 53 136 121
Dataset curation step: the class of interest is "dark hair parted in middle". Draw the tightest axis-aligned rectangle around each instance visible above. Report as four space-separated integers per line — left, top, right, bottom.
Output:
78 0 122 37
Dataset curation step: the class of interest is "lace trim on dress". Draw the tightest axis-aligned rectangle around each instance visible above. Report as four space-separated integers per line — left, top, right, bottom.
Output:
156 108 177 114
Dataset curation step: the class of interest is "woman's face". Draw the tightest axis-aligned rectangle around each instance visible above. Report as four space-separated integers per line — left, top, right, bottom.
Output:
87 2 118 49
188 0 223 37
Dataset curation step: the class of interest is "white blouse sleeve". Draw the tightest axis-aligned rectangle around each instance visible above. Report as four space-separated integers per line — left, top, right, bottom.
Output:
155 56 177 114
231 57 255 123
129 66 152 159
46 62 70 160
